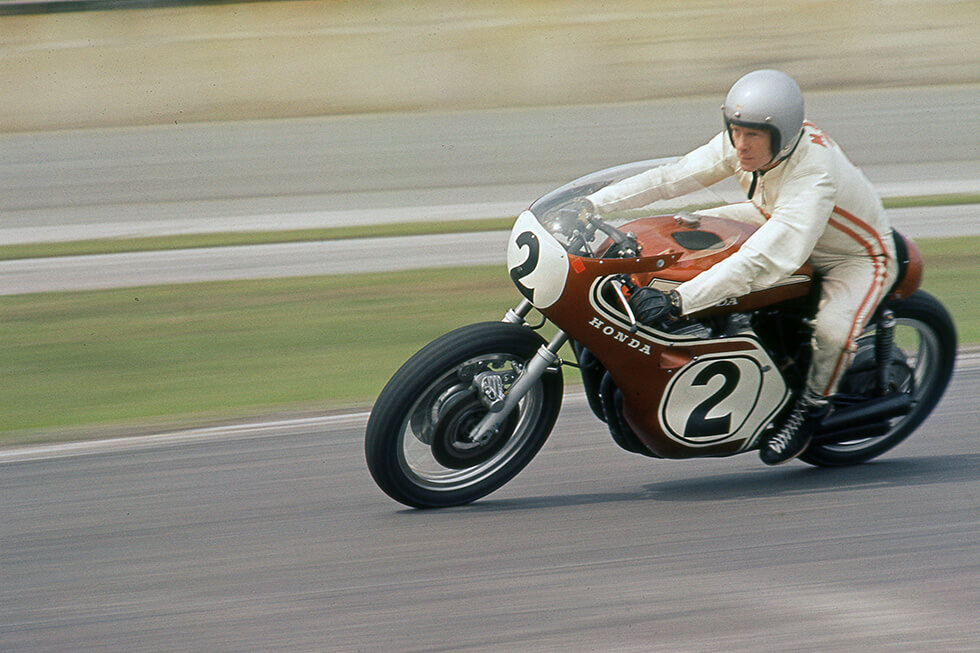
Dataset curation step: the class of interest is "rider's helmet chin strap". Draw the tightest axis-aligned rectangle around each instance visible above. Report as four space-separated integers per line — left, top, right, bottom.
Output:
747 129 804 200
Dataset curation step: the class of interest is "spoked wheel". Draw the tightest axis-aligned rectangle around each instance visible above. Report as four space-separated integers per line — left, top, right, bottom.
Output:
801 290 956 466
365 322 563 508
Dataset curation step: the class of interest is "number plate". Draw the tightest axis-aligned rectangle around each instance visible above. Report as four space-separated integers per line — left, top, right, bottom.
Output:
506 211 570 309
659 350 788 449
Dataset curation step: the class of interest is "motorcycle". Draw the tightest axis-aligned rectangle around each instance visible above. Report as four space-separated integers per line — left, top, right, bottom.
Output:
365 159 957 508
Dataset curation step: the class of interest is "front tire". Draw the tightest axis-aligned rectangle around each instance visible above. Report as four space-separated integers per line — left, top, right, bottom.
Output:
365 322 563 508
801 290 956 466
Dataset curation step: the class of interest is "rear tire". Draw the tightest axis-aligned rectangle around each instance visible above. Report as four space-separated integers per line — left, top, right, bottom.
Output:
365 322 563 508
801 290 956 466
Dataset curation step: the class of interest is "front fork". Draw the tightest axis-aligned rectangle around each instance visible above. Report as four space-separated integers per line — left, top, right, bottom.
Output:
469 300 567 443
502 299 535 325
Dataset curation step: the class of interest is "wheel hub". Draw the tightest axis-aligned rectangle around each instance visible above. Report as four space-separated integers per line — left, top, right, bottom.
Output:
430 393 519 469
839 344 913 397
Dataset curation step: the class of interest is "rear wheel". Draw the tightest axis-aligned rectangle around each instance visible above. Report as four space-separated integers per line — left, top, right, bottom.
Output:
801 290 956 466
365 322 563 508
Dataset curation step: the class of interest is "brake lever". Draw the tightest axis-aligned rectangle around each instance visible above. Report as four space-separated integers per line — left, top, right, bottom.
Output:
610 277 639 333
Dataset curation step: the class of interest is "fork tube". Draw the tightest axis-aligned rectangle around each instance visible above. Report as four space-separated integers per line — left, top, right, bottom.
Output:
469 330 568 442
502 299 534 324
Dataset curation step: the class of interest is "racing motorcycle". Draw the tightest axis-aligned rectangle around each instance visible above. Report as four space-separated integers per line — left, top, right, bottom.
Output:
365 159 957 508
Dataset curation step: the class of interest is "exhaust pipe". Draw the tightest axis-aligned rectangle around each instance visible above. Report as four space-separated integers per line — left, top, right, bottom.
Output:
813 393 914 443
813 420 892 445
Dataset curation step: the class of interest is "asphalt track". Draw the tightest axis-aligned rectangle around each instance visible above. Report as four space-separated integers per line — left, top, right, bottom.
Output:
2 354 978 651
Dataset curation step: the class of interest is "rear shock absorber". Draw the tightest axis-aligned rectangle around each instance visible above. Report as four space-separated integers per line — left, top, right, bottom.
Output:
875 309 896 395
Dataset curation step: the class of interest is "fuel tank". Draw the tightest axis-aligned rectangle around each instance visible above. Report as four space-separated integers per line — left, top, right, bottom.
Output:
618 214 813 316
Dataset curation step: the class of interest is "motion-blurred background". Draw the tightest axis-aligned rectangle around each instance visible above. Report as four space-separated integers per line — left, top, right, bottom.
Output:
2 0 977 131
2 0 978 435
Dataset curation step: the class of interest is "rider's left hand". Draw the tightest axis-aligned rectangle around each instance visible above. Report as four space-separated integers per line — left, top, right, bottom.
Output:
629 287 683 325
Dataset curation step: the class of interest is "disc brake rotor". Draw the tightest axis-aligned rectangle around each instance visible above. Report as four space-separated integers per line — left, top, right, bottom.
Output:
430 392 520 470
409 383 470 445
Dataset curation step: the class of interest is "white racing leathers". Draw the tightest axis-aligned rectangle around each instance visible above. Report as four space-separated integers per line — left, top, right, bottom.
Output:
588 122 897 397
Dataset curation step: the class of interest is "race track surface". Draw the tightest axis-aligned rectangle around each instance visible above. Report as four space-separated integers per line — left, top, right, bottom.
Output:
2 356 978 651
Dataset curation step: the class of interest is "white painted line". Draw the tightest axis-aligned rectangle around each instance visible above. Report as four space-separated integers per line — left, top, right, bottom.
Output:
0 412 369 464
0 391 592 463
1 353 975 464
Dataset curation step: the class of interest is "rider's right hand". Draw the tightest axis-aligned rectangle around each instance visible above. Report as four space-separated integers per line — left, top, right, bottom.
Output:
571 197 597 221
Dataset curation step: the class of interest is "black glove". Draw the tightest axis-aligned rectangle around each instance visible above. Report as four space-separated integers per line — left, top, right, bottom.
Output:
628 287 682 326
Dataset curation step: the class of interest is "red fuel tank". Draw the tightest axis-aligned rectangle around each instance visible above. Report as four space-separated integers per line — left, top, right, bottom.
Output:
617 214 813 316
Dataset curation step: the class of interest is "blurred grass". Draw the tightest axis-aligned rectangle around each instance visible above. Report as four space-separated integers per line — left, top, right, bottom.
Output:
1 236 976 441
1 194 977 261
917 237 980 344
883 193 980 209
0 267 516 438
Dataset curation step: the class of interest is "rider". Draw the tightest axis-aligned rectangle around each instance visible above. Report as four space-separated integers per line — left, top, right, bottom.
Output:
583 69 897 465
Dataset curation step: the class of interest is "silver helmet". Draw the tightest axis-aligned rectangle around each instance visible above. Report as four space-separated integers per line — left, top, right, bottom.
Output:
723 69 805 164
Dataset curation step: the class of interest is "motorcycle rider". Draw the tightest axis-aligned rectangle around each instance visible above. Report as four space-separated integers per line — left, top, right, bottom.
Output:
583 69 897 465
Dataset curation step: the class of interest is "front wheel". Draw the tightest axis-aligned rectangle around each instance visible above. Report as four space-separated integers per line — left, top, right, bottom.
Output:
365 322 563 508
801 290 956 466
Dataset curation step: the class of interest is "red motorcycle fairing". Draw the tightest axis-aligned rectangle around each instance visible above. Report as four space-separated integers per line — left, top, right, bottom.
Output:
510 210 805 458
547 269 792 458
587 276 790 457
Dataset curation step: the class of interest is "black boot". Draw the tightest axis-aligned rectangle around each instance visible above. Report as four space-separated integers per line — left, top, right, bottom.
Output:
760 390 830 465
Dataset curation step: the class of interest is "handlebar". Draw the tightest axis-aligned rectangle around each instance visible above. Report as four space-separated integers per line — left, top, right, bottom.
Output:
548 205 641 259
586 215 640 258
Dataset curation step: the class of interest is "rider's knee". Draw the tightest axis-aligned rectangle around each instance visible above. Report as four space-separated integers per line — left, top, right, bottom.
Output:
811 314 852 354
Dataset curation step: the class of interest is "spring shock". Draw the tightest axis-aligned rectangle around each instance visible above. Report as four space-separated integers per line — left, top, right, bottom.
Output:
875 309 896 395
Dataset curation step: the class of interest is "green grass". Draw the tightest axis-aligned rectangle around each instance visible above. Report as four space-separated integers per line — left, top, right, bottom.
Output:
916 237 980 344
1 236 976 442
2 193 977 262
0 267 517 438
882 193 980 209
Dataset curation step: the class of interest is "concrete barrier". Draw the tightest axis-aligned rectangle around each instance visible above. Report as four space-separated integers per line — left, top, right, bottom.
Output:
1 0 977 132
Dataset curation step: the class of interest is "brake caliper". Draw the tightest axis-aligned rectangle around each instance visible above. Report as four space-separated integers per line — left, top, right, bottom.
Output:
459 357 522 414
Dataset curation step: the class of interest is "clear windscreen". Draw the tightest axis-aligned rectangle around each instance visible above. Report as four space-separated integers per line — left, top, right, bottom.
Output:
528 158 734 257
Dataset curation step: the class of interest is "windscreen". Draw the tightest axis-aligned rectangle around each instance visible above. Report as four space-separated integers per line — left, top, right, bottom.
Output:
528 158 732 257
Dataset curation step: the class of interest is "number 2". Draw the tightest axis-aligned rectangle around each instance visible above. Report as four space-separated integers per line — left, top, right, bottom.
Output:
684 360 740 437
509 231 540 302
